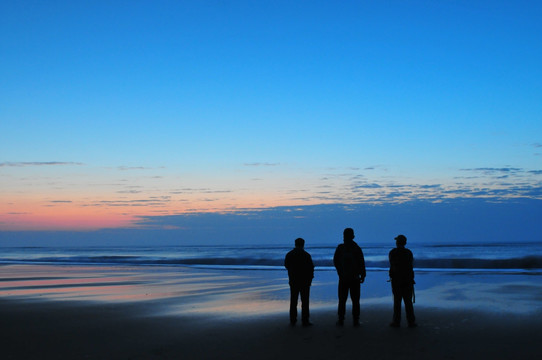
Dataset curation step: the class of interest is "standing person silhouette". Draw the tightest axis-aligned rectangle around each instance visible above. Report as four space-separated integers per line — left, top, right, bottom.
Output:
284 237 314 327
389 234 417 328
334 228 366 326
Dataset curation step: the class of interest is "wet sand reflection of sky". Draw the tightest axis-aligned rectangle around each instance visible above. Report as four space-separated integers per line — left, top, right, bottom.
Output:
1 265 542 316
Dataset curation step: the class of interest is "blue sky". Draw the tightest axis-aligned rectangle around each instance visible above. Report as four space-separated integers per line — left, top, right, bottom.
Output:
1 1 541 244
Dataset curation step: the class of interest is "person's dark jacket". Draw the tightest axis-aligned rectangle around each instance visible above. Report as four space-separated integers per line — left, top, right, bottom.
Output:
389 247 414 285
284 248 314 286
333 240 366 281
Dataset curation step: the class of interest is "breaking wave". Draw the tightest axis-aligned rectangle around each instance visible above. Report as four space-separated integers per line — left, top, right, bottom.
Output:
2 253 542 273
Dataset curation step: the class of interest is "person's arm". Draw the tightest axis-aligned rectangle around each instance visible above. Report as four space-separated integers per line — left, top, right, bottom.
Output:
333 247 339 270
284 253 289 270
409 250 415 284
333 246 342 278
309 254 314 279
388 249 394 279
359 248 366 283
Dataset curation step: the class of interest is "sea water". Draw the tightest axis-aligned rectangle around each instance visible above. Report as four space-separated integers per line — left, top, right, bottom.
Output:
1 241 541 274
1 241 542 315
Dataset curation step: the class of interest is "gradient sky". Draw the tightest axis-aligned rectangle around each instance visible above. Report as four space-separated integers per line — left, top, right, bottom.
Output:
1 1 541 244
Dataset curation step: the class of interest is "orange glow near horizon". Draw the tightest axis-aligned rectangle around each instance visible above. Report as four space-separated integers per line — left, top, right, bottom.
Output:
3 171 508 231
0 191 332 231
1 197 135 230
0 212 136 231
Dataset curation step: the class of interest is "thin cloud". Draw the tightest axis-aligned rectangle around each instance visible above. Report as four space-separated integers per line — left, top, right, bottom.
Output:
243 162 280 167
117 166 147 171
170 188 231 194
0 161 83 167
115 165 166 171
84 198 171 207
150 196 171 201
460 167 522 174
419 184 442 189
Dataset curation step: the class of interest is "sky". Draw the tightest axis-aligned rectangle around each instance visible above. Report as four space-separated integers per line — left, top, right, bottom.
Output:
1 0 541 245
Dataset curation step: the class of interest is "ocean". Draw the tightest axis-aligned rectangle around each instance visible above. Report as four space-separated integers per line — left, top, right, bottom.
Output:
1 241 541 274
2 241 542 316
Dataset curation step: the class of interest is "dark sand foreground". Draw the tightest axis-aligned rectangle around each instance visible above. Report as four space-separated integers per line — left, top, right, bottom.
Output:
2 299 541 360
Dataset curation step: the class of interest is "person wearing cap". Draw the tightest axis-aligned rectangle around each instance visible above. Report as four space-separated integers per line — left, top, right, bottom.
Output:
389 234 417 328
284 237 315 326
333 228 366 326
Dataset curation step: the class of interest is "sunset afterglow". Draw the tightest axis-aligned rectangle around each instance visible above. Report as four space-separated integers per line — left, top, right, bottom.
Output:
1 1 541 244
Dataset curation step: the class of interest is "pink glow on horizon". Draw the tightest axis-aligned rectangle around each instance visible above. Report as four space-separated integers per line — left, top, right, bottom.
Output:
0 210 136 231
0 192 331 231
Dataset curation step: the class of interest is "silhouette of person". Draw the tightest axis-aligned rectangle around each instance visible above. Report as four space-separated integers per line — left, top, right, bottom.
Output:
333 228 366 326
389 234 417 328
284 237 314 327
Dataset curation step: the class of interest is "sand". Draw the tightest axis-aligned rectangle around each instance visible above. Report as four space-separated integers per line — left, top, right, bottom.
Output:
1 264 542 359
1 299 541 360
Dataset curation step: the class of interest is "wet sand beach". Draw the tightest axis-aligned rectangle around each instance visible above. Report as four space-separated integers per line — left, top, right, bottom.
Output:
1 264 541 359
2 299 541 360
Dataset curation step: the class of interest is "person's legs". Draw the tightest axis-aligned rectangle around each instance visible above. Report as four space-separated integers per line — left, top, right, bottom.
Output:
289 285 299 324
350 281 361 323
337 280 349 322
300 285 311 324
391 283 402 325
402 285 416 326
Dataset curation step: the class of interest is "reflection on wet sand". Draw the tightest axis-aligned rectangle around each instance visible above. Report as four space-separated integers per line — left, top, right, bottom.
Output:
2 264 542 317
0 265 294 315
